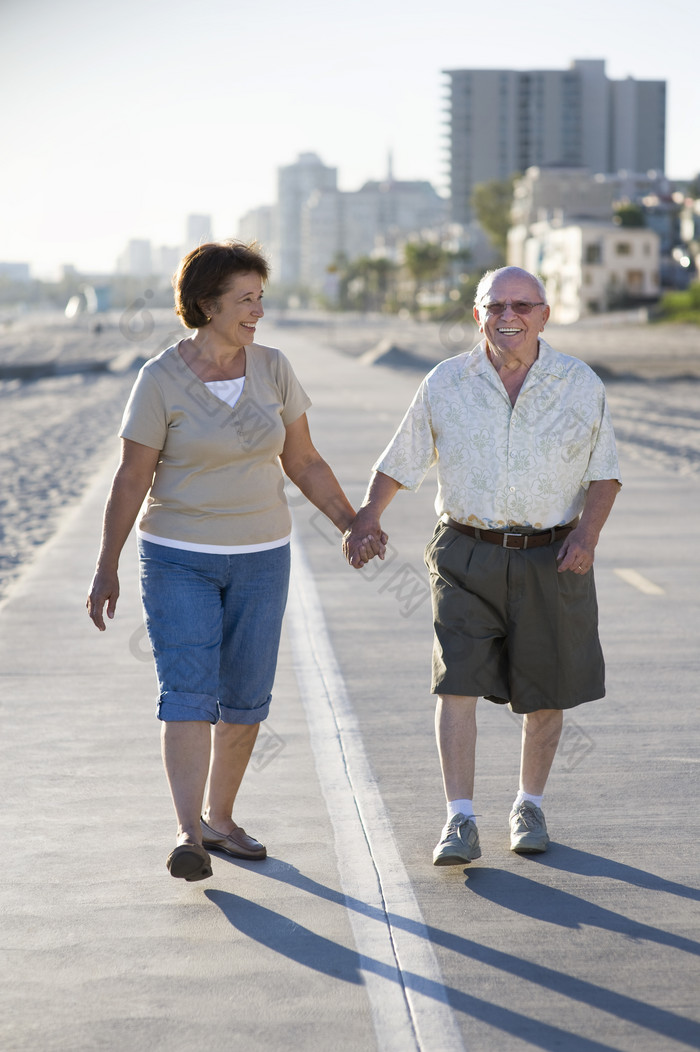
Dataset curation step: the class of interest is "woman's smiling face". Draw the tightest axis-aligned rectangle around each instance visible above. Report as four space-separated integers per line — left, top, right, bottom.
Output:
205 271 264 347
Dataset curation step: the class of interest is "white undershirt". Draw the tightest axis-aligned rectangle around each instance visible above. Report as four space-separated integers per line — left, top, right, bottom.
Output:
205 376 245 409
137 376 290 554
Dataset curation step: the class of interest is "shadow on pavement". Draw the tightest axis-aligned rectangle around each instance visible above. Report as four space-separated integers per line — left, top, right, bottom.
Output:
205 883 618 1052
205 855 700 1050
463 865 700 954
527 842 700 899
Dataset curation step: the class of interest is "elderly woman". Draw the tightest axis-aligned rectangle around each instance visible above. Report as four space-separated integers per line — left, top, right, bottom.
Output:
88 240 379 881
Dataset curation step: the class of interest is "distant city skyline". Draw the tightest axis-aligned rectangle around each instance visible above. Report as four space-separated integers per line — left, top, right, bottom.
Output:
1 0 699 279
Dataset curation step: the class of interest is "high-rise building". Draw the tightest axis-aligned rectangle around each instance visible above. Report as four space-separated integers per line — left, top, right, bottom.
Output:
300 178 447 290
238 205 275 257
610 76 667 174
276 153 337 285
443 59 666 226
155 245 182 278
250 153 446 293
185 214 213 250
117 239 153 277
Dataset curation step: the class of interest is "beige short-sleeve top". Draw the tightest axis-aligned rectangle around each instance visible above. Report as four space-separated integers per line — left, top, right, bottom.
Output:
119 341 311 546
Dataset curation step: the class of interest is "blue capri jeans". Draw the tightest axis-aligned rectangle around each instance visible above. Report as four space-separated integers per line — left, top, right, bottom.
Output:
138 538 290 725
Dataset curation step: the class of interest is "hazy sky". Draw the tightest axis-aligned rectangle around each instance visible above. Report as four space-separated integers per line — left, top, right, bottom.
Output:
1 0 698 278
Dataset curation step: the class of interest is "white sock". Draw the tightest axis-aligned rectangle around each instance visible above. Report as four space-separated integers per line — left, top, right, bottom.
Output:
447 799 474 821
514 790 543 810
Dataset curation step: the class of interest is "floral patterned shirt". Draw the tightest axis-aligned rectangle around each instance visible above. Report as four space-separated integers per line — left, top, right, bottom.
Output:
373 338 621 529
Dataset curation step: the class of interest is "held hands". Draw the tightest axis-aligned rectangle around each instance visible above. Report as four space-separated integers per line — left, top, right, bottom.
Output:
342 513 388 569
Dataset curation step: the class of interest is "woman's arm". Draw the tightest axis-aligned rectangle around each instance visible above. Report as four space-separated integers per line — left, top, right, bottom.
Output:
87 438 160 630
280 413 357 533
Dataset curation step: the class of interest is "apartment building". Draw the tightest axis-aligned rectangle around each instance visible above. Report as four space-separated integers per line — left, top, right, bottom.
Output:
510 218 660 322
443 59 666 228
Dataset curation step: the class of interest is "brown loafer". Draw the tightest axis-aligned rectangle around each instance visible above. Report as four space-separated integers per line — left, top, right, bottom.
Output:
166 843 213 882
200 817 267 860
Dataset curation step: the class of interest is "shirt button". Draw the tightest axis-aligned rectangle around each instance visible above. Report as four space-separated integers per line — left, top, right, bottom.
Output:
509 486 515 492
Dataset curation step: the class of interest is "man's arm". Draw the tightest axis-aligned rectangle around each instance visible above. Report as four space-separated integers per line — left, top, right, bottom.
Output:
556 478 621 575
343 471 403 569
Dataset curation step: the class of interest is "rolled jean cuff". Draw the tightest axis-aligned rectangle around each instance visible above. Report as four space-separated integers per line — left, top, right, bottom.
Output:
157 690 218 724
219 696 271 725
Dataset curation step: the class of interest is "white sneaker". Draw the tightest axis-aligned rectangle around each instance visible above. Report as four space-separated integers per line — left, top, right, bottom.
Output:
509 801 549 853
433 812 482 866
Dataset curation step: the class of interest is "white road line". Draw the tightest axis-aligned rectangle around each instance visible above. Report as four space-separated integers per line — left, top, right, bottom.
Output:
613 568 665 595
286 534 465 1052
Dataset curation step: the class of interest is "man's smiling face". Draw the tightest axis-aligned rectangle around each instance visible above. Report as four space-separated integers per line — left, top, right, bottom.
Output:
474 269 550 362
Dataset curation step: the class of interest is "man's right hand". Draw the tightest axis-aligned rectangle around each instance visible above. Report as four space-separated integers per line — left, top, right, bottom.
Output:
342 472 401 569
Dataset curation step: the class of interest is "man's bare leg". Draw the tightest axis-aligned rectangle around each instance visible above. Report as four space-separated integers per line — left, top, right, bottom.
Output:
510 708 564 853
435 694 478 802
433 695 482 865
519 709 563 795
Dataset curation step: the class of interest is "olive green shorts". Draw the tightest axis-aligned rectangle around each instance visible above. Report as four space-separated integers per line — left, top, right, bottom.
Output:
424 521 605 714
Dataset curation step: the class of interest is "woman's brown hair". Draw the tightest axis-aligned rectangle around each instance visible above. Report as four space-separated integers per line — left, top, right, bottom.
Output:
173 240 269 330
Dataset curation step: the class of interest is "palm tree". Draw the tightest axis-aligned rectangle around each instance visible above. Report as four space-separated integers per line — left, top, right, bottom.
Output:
403 241 450 312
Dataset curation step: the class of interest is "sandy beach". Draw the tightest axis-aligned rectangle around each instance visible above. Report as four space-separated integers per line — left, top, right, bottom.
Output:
0 308 698 604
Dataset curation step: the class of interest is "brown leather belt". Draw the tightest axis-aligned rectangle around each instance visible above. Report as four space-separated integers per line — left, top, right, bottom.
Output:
441 515 578 550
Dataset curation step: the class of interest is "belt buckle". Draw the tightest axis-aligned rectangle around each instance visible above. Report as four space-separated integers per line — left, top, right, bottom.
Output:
502 532 525 549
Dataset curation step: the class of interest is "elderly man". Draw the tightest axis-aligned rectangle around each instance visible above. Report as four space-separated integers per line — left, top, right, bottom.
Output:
344 266 621 865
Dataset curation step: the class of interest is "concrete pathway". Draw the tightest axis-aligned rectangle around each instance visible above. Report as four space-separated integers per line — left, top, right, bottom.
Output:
2 324 699 1051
